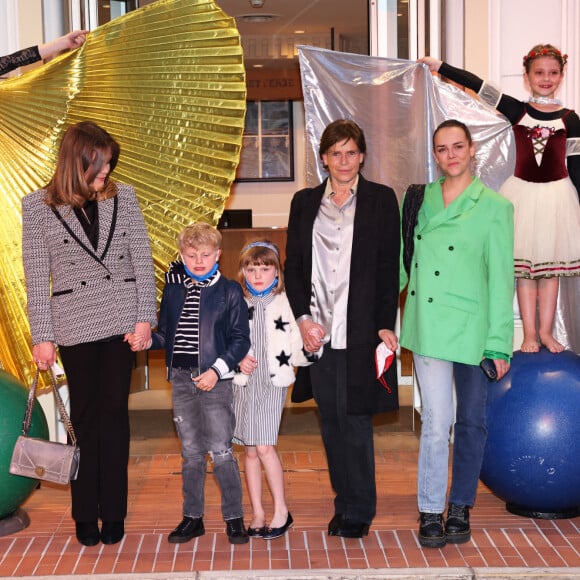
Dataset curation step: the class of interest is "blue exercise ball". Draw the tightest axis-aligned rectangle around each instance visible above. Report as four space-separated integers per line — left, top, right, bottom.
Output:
481 349 580 519
0 369 49 520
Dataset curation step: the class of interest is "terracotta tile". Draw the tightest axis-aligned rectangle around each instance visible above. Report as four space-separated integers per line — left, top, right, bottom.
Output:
2 436 580 578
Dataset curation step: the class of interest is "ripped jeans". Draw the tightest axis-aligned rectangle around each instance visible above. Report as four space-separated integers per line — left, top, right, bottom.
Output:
171 368 243 520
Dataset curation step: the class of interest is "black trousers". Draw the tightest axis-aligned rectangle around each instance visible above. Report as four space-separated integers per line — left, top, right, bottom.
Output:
59 337 134 523
309 347 376 524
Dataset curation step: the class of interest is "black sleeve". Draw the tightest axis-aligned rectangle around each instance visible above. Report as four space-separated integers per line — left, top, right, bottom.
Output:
565 111 580 203
438 62 525 125
284 189 313 320
0 46 41 76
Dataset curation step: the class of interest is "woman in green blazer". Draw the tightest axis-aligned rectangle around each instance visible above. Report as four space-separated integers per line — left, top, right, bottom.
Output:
400 120 514 549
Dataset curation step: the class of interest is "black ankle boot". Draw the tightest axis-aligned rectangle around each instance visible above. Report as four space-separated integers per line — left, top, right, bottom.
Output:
75 521 100 547
445 503 471 544
418 512 445 548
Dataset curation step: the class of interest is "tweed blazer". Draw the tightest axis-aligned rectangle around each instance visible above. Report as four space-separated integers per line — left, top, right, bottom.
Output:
22 183 157 347
284 174 401 414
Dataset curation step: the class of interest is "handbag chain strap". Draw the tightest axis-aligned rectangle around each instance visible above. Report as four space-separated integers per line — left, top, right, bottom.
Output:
22 368 78 446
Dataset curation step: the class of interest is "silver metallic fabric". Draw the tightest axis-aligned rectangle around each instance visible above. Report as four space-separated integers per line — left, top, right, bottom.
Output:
298 46 579 354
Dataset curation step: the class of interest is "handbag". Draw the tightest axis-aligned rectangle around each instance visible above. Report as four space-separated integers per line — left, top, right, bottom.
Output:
9 367 80 485
402 183 426 277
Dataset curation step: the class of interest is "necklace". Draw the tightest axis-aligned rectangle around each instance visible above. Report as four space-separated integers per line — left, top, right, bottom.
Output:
528 96 563 106
80 208 92 224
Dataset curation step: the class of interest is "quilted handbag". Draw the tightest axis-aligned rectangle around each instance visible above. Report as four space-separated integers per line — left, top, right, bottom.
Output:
9 368 80 485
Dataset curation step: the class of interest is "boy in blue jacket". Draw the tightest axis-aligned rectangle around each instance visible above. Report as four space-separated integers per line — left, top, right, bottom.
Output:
134 222 250 544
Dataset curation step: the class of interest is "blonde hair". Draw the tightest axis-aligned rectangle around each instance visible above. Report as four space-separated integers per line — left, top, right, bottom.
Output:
177 222 222 251
237 240 284 296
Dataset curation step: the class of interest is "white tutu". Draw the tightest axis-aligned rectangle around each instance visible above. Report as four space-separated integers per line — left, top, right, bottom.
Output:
500 176 580 279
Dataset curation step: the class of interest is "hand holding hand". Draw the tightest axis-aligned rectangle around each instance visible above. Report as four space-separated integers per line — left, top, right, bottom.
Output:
299 319 326 353
239 355 258 375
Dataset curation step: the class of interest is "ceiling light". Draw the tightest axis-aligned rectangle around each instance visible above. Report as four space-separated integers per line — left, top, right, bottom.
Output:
238 13 278 23
249 0 265 8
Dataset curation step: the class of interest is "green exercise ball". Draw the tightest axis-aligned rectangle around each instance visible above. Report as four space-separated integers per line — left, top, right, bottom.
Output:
0 369 49 520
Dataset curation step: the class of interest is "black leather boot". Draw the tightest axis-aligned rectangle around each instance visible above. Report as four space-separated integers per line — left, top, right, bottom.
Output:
418 512 445 548
168 516 205 543
226 517 249 544
445 503 471 544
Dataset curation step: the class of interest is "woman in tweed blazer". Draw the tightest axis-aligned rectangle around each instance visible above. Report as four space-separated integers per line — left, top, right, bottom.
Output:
22 121 157 547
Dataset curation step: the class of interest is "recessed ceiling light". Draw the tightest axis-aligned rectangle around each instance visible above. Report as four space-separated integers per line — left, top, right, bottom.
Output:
294 30 305 34
253 64 264 68
237 13 279 23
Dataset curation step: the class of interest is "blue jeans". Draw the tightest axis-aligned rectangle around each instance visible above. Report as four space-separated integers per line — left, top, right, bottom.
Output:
413 354 488 513
171 368 243 520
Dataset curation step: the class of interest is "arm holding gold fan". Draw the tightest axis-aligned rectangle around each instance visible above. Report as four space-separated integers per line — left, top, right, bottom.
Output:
1 30 87 76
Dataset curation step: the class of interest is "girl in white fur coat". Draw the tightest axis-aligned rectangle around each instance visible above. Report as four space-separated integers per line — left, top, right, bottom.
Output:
233 240 316 540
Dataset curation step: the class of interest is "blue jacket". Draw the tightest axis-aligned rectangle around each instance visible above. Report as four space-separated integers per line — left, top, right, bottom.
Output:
150 261 250 380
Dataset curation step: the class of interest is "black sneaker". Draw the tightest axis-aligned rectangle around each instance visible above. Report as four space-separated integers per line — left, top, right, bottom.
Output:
418 512 445 548
226 517 249 544
445 504 471 544
168 516 205 543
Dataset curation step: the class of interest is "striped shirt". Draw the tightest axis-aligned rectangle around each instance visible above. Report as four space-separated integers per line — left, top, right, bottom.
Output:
172 272 217 368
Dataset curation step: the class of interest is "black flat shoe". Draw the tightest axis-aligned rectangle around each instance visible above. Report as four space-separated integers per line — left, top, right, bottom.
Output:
168 517 205 543
328 514 344 536
247 525 267 538
333 518 369 539
262 512 293 540
75 521 100 547
100 521 124 545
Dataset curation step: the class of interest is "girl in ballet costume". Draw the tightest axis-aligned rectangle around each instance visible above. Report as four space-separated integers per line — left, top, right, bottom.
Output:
421 45 580 353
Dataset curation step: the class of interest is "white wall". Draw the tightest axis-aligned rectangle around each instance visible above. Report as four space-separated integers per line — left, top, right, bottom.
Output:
225 101 307 228
471 0 578 109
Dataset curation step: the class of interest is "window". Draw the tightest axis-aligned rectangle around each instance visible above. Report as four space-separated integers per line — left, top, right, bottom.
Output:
235 101 294 182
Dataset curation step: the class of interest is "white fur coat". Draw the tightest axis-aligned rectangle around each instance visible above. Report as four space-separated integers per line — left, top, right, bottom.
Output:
233 292 317 388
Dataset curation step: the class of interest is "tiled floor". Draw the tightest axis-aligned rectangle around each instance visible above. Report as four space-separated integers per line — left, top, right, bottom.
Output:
1 420 579 578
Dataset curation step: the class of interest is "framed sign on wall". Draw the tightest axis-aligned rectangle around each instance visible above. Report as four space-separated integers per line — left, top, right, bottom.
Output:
235 100 294 182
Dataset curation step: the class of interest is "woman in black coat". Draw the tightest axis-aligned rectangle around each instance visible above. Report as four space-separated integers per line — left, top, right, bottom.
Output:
284 119 400 538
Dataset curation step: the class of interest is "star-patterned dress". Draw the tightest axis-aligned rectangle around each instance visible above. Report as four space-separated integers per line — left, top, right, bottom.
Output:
233 291 312 446
439 62 580 279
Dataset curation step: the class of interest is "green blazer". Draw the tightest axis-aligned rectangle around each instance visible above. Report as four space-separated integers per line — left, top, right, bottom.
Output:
400 176 514 365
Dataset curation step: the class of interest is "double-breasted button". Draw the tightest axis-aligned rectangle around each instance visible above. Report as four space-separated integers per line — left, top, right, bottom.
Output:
417 234 422 240
427 297 433 303
105 275 111 280
434 271 440 276
410 290 415 296
81 281 86 286
448 245 454 251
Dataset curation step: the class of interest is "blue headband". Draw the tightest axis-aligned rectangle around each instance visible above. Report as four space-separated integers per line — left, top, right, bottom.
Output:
242 241 279 257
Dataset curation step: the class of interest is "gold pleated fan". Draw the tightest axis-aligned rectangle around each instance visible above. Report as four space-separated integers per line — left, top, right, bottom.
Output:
0 0 246 385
